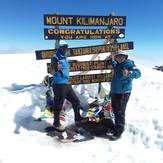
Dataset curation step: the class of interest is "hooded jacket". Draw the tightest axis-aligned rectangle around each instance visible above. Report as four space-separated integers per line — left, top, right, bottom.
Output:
111 58 141 93
51 48 69 84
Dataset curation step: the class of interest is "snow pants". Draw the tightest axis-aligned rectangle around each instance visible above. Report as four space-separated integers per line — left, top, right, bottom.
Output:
111 93 131 136
53 84 81 126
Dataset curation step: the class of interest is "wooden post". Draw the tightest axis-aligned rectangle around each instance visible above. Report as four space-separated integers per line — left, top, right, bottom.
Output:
53 13 60 49
98 12 116 97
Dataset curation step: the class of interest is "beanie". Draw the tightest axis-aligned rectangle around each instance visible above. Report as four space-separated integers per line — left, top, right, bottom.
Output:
59 40 68 48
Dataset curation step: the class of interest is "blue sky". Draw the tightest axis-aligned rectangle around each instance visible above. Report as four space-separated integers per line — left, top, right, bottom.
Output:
0 0 163 59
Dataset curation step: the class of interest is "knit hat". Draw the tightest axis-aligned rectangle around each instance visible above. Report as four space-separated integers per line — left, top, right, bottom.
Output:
59 40 68 48
115 50 128 59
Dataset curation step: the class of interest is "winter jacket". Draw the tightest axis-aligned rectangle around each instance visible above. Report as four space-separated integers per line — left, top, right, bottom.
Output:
111 58 141 94
51 48 69 84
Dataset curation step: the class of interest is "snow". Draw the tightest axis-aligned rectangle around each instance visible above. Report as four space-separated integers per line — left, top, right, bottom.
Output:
0 53 163 163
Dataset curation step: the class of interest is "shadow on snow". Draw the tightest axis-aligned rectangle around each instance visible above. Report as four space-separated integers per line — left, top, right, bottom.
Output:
7 83 49 134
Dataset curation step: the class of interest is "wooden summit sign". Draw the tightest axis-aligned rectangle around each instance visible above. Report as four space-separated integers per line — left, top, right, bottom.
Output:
36 13 131 85
35 42 133 60
70 73 113 85
47 60 113 73
44 14 126 26
44 28 125 40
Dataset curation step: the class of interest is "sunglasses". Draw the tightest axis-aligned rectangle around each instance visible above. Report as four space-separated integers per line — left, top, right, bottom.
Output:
115 54 126 58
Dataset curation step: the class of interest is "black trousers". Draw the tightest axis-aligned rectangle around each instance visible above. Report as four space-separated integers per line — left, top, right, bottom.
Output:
53 84 81 126
111 93 131 136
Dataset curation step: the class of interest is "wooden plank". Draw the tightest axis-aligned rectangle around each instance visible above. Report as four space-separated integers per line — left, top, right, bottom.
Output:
69 73 113 85
47 60 113 73
35 42 133 60
69 60 112 72
44 28 125 40
44 14 126 26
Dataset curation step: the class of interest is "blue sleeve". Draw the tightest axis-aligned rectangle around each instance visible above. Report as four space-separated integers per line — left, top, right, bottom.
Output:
111 59 117 68
130 68 141 79
120 68 141 84
51 56 58 72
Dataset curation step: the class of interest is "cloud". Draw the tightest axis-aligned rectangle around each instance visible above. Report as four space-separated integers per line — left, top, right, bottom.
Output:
0 47 33 54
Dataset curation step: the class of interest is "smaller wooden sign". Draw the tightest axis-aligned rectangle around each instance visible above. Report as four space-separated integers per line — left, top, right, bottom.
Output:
69 73 113 85
47 60 112 73
35 42 133 60
44 28 125 40
69 60 112 72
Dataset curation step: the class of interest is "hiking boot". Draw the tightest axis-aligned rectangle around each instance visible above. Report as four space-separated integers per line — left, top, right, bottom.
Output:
53 124 65 132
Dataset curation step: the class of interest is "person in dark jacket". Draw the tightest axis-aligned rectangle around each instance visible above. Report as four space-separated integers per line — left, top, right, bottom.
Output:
51 41 84 131
108 51 141 140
